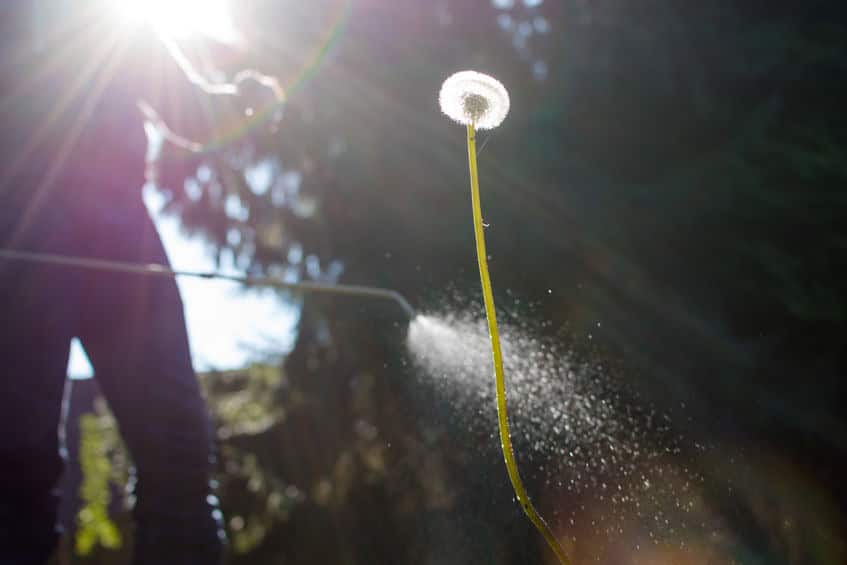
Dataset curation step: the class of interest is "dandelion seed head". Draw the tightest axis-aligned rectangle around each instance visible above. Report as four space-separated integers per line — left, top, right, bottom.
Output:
462 93 490 123
439 70 510 130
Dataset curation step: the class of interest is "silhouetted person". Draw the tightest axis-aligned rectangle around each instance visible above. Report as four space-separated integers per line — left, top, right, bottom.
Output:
0 2 281 563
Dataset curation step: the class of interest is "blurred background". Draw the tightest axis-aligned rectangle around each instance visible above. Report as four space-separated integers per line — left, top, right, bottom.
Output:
57 0 846 563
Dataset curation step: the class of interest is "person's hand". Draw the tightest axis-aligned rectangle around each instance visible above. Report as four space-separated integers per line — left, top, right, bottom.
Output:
233 70 285 125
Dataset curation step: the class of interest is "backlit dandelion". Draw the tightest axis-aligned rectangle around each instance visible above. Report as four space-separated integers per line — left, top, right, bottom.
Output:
439 71 510 130
438 72 570 564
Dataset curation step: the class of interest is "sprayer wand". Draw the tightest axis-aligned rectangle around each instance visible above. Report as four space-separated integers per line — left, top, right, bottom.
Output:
0 248 416 319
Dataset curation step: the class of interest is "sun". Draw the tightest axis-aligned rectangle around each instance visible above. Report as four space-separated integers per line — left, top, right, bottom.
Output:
112 0 238 42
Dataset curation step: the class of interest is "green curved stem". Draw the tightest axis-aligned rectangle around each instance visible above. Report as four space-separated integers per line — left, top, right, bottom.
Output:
465 123 570 564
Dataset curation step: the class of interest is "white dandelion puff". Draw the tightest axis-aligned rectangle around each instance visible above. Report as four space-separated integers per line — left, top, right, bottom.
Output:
439 70 510 130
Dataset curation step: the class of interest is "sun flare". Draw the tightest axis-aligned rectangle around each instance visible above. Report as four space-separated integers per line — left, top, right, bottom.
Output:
112 0 237 42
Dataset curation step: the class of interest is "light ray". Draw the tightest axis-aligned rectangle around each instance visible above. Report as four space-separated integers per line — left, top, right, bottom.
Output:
0 22 124 193
8 35 130 250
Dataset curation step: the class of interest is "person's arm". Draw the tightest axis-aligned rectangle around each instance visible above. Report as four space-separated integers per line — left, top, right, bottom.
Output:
158 35 240 96
130 29 283 151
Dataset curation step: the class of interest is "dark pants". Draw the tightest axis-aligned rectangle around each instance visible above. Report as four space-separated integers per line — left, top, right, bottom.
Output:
0 173 223 564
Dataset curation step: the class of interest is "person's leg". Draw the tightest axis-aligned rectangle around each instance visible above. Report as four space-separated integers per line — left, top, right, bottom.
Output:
0 187 81 564
75 188 224 564
0 334 71 565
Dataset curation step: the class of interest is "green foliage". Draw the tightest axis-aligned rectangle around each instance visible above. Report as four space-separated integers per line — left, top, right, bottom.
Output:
203 365 299 553
75 412 124 556
204 363 291 439
74 359 463 562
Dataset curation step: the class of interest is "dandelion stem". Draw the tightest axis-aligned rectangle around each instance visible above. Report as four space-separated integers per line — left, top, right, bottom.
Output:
465 123 570 565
